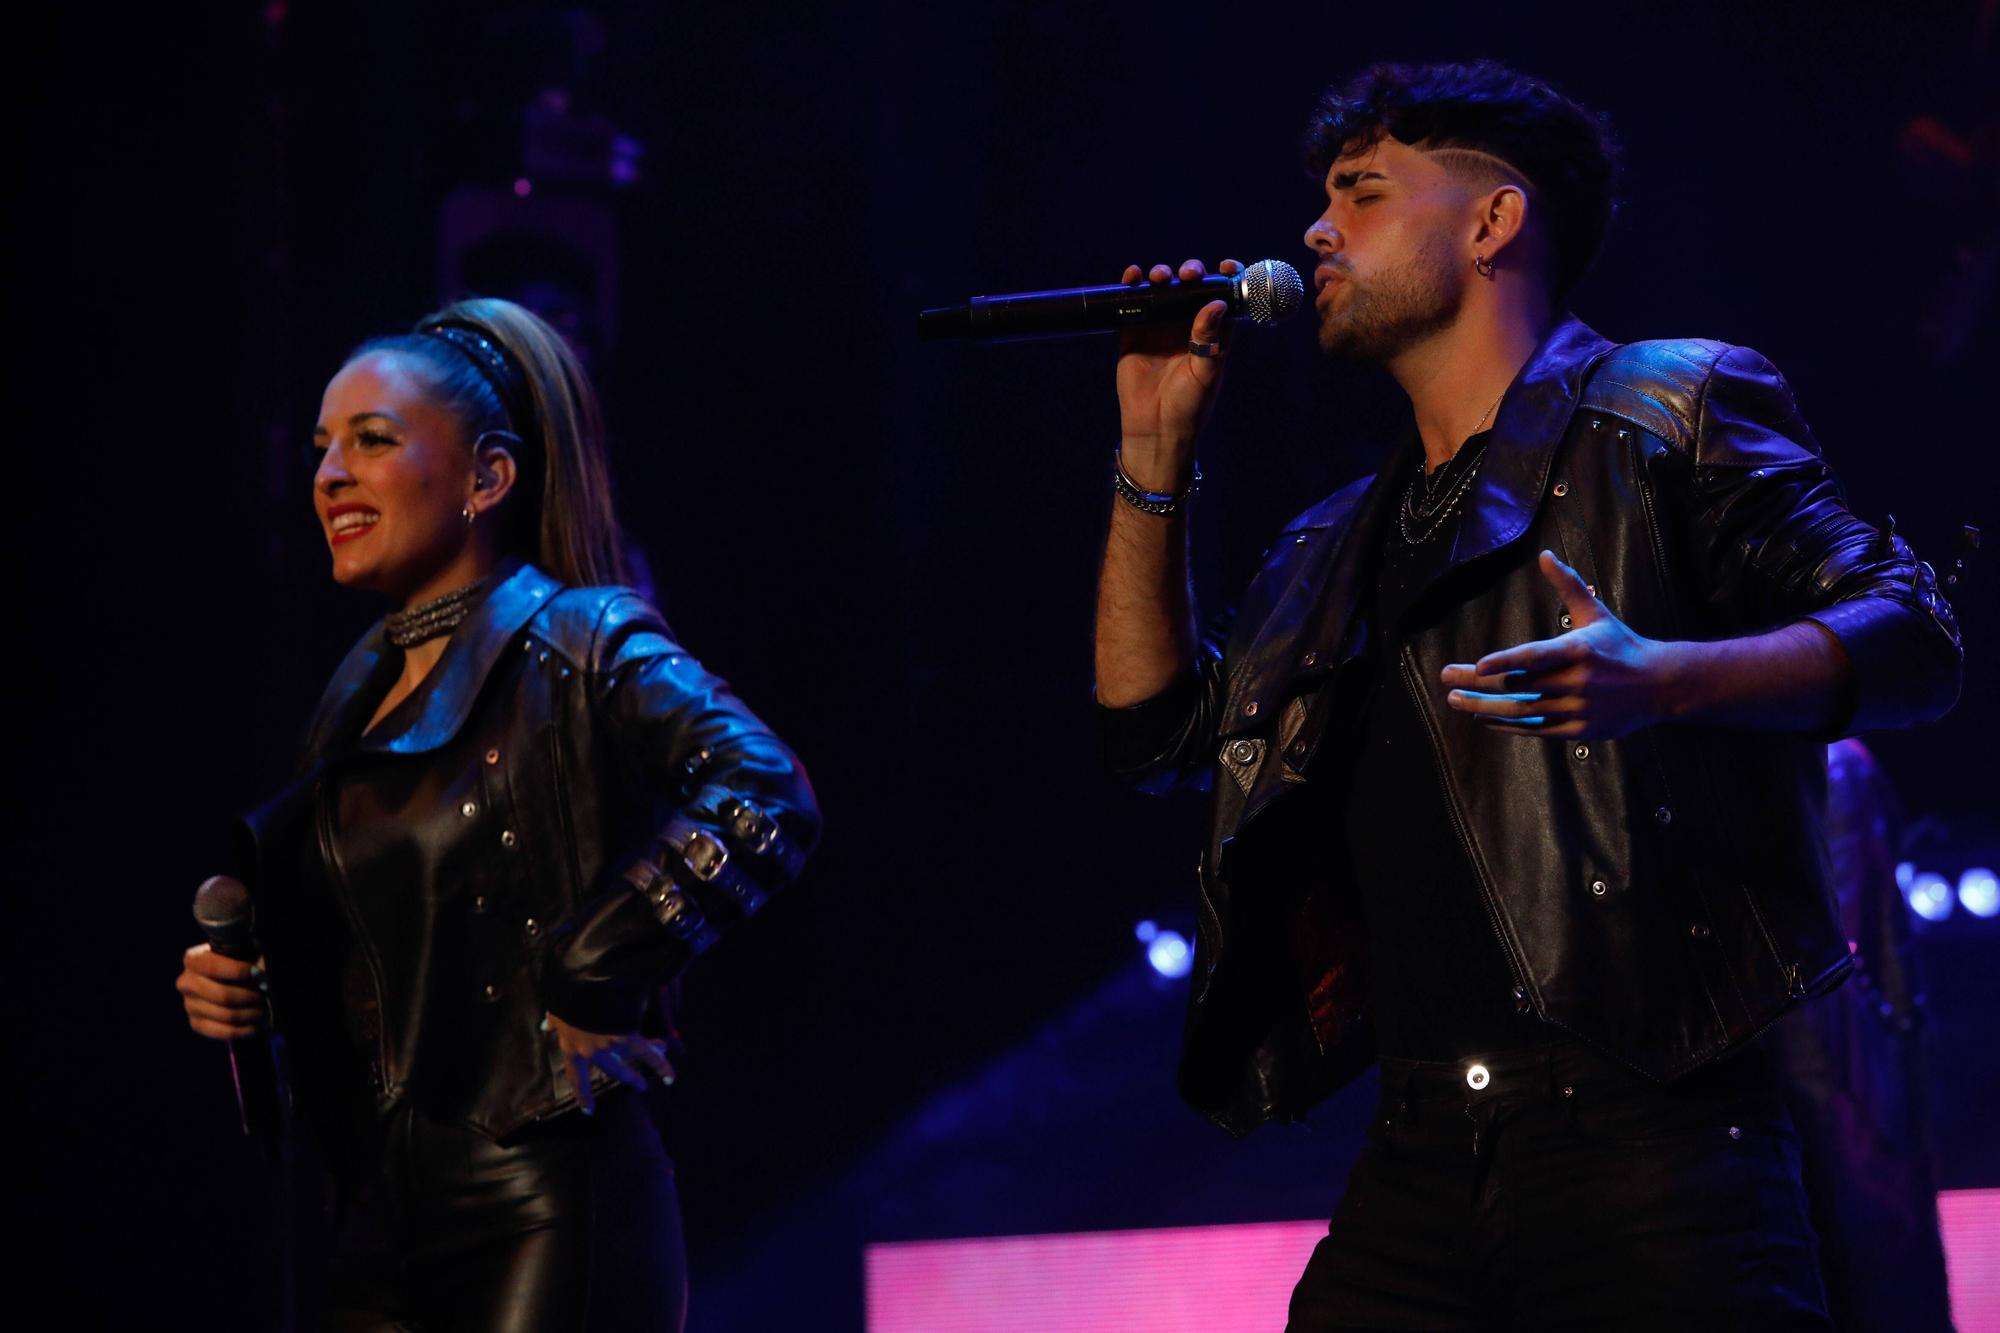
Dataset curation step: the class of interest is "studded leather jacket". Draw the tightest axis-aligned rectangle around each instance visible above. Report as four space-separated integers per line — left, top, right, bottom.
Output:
243 561 820 1141
1101 317 1962 1138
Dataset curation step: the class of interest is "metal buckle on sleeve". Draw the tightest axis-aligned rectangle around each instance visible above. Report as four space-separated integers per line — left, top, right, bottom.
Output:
650 883 714 947
623 857 666 896
624 853 718 950
681 829 730 882
721 797 780 856
666 891 694 926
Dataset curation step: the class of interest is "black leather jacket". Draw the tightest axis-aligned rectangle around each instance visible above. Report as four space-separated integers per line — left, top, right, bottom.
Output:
244 561 820 1140
1102 317 1962 1138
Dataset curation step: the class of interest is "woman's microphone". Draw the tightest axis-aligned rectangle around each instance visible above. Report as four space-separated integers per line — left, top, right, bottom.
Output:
193 875 281 1138
918 258 1305 342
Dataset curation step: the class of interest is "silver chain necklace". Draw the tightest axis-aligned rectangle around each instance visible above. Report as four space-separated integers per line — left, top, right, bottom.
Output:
1398 450 1486 546
1398 391 1503 546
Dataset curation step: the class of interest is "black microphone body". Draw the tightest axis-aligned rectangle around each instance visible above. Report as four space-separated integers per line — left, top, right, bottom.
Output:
919 259 1304 342
193 875 284 1139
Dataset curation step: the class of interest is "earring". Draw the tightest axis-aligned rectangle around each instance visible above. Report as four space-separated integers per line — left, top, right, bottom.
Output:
1473 254 1496 279
463 501 477 526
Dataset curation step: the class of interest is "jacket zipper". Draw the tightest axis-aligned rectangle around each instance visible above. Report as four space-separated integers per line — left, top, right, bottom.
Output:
316 781 395 1091
1192 851 1224 1003
544 721 583 903
1630 432 1683 636
1628 431 1688 858
1396 645 1535 1003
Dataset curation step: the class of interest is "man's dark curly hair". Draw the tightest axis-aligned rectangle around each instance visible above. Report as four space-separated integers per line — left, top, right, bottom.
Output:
1303 61 1620 301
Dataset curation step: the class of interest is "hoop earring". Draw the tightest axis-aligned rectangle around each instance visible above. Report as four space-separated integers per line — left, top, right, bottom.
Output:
1473 254 1496 279
462 501 477 526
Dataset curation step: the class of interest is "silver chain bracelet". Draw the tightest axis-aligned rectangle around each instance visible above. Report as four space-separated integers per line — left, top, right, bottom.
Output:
1113 449 1201 517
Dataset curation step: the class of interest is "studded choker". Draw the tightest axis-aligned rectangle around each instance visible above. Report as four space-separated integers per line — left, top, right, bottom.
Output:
385 579 488 649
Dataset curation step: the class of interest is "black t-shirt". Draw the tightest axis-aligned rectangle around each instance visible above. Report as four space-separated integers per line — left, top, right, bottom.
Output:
1315 433 1550 1061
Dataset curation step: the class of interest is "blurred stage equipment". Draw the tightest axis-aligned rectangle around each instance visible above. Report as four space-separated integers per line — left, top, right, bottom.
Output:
1765 740 1959 1330
433 5 643 375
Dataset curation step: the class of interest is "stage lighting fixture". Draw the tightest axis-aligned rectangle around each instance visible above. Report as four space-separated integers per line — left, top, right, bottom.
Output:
1958 866 1999 918
1146 930 1193 979
1908 872 1956 922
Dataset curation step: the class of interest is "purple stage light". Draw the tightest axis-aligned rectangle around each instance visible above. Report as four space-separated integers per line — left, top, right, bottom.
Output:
1938 1189 2000 1329
865 1193 2000 1330
866 1220 1321 1331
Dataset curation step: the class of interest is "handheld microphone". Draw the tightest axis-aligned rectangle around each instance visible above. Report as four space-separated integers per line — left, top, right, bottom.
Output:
918 258 1305 342
194 874 258 963
193 875 281 1138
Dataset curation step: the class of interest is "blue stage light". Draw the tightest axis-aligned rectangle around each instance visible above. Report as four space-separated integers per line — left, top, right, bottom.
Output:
1959 867 1999 919
1896 861 1917 892
1146 930 1192 979
1908 872 1955 922
1134 919 1159 943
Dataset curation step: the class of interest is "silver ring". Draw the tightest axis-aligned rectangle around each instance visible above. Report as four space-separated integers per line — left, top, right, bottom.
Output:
1188 340 1222 359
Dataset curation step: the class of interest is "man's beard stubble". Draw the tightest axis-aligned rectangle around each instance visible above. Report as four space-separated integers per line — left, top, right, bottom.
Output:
1316 231 1467 364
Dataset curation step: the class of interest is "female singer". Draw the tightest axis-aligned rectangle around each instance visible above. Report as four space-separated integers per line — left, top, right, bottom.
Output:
174 297 819 1330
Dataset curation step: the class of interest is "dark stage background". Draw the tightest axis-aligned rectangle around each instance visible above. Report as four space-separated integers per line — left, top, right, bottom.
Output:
17 1 1998 1327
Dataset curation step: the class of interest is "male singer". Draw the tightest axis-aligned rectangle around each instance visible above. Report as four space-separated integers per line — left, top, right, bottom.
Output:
1093 60 1960 1328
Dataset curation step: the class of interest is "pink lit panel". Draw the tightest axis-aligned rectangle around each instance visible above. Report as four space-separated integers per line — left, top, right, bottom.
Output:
1941 1188 2000 1333
866 1189 2000 1332
864 1220 1323 1333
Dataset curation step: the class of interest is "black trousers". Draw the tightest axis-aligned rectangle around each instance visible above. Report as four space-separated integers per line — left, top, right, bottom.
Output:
324 1091 686 1332
1287 1041 1831 1332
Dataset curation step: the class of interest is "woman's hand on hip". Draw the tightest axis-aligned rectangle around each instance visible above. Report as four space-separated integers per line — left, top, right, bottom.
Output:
545 1013 676 1114
177 943 268 1040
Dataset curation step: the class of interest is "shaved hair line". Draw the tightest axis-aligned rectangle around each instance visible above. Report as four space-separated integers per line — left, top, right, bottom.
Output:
1423 146 1539 194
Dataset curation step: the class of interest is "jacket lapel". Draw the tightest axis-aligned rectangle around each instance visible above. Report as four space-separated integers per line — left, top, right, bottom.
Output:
1219 473 1392 740
300 627 396 761
364 560 562 755
1425 316 1618 592
302 561 565 759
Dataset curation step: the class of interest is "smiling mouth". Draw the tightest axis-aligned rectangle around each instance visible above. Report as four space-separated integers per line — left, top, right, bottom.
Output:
329 510 380 545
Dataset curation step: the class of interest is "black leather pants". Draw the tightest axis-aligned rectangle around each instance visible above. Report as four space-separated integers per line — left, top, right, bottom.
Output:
324 1091 686 1332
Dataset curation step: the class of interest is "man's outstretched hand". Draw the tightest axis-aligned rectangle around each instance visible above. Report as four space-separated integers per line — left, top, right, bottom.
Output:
1441 550 1680 740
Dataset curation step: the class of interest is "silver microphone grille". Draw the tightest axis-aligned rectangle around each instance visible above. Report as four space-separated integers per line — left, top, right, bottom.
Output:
194 874 251 932
1239 259 1305 326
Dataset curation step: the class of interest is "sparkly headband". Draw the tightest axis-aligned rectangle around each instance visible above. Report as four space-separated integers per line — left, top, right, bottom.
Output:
421 322 536 436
